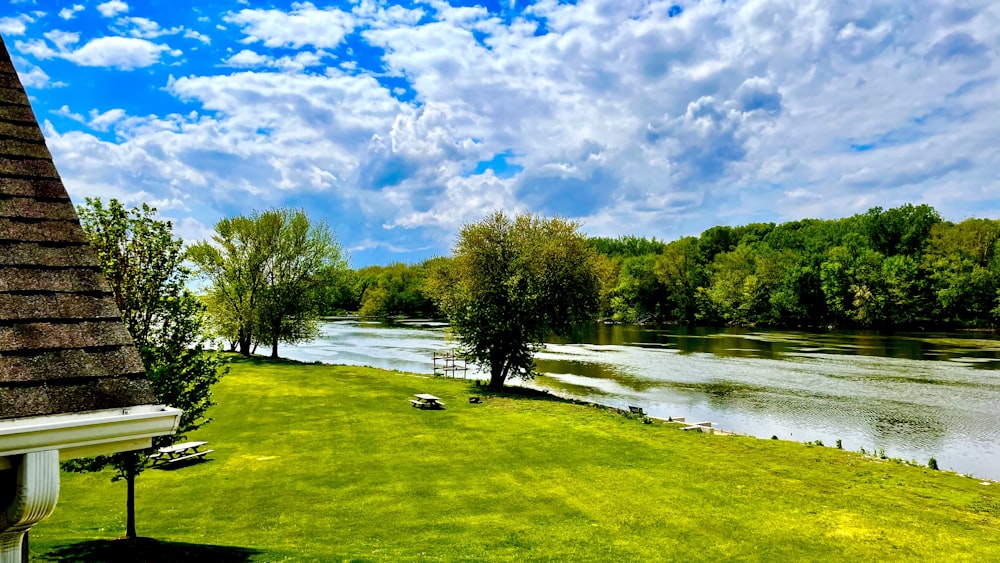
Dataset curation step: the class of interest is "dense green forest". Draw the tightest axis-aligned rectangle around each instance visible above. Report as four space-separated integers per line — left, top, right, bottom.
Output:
327 204 1000 330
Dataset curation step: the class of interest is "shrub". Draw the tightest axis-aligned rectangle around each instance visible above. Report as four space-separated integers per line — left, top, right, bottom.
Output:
928 457 939 470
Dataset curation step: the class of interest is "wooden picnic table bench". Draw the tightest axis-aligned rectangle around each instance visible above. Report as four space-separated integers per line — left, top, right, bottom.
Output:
150 441 213 466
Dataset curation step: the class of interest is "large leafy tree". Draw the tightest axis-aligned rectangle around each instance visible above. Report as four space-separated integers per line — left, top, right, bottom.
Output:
430 211 600 390
68 198 226 539
187 215 271 355
922 218 1000 325
654 236 704 326
190 208 346 358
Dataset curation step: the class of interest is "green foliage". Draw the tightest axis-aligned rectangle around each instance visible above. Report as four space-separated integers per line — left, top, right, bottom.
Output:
653 237 703 325
587 235 667 258
189 208 346 357
862 204 941 257
578 204 1000 329
430 211 600 389
923 218 1000 325
355 260 441 319
928 457 939 470
609 254 665 322
69 198 227 537
703 243 797 326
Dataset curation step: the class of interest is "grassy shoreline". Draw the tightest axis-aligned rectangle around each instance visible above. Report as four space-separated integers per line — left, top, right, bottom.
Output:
30 356 1000 561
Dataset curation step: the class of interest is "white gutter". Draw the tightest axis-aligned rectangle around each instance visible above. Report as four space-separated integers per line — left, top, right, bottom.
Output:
0 404 183 468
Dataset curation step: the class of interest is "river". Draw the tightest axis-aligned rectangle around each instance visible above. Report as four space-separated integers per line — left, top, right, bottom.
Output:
282 319 1000 480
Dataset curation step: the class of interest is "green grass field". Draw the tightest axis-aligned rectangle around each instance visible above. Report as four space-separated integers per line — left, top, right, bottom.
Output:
29 356 1000 561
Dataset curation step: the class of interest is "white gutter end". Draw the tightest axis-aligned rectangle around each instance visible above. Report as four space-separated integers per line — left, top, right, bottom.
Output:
0 404 183 463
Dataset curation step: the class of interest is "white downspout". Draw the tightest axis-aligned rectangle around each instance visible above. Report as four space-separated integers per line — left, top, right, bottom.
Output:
0 451 60 563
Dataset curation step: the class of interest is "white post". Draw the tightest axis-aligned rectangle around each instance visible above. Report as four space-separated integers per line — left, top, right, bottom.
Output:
0 451 60 563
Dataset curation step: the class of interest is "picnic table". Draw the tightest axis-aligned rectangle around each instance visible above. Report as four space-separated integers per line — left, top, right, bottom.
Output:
410 394 445 410
150 441 213 466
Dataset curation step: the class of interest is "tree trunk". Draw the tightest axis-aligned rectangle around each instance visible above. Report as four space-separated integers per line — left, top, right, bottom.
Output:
238 336 252 356
125 453 138 539
488 354 508 390
270 318 281 359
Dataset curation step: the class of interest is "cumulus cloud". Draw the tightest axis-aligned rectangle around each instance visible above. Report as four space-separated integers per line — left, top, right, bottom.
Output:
223 49 272 68
0 14 34 36
28 0 1000 260
58 5 85 20
115 16 183 39
225 2 356 49
12 56 65 89
184 29 211 44
96 0 128 18
16 34 178 70
221 48 329 71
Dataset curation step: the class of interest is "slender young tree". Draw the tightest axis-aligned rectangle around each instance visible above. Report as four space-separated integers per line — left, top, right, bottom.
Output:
66 198 226 539
190 208 346 358
256 209 346 358
430 211 600 390
188 215 272 355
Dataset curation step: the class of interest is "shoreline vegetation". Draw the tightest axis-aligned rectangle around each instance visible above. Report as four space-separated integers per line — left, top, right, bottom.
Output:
325 204 1000 336
30 356 1000 561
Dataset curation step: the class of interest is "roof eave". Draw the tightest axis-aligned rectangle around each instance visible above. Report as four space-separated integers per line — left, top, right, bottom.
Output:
0 404 182 468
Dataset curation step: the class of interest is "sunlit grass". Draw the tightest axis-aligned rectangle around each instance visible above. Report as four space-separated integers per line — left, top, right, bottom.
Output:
30 356 1000 561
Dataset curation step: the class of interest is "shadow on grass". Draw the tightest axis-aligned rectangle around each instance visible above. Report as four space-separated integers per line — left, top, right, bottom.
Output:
152 457 213 471
465 381 569 403
35 537 263 562
223 353 313 367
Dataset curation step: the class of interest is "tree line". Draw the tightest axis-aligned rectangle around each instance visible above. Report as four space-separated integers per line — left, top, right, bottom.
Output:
327 203 1000 330
590 204 999 329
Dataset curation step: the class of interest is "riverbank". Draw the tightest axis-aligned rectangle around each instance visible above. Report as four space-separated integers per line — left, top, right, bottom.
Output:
30 356 1000 561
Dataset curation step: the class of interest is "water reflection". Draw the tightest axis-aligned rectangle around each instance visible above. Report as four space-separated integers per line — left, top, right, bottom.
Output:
282 319 1000 480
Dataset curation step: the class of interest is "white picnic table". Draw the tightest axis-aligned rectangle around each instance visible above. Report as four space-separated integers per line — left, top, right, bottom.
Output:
410 394 445 409
150 441 213 466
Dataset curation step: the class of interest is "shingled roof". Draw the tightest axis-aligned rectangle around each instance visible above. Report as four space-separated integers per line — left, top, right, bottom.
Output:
0 35 158 419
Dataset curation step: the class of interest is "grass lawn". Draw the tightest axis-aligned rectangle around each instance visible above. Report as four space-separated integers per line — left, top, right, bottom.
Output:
29 356 1000 561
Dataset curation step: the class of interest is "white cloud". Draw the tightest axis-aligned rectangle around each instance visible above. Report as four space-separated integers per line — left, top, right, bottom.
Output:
13 57 65 89
44 30 80 50
222 48 330 71
97 0 128 18
223 49 272 68
184 29 211 44
31 0 1000 257
13 38 58 59
88 108 128 131
53 105 85 122
0 14 34 36
68 37 177 70
58 5 85 20
59 4 84 20
115 16 183 39
18 35 177 70
225 2 356 49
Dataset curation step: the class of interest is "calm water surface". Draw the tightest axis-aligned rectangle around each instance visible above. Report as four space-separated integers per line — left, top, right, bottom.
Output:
283 320 1000 480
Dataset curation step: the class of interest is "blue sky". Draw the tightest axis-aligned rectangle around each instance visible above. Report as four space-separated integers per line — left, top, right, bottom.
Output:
3 0 999 267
